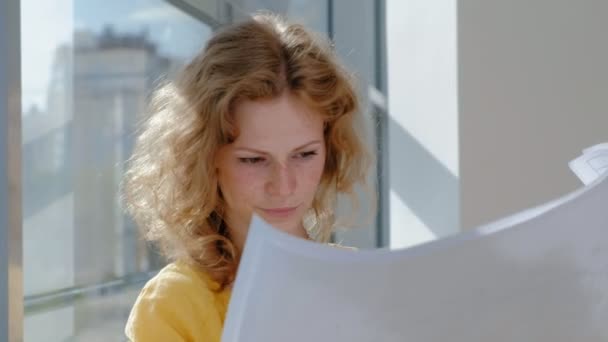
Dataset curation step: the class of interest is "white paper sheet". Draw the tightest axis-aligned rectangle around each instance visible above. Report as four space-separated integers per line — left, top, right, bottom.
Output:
570 143 608 185
223 148 608 342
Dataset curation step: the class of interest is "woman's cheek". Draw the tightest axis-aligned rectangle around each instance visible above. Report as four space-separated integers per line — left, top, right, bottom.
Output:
233 165 267 198
300 158 325 188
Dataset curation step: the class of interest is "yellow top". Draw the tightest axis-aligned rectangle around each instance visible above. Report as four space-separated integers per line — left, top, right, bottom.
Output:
125 261 231 342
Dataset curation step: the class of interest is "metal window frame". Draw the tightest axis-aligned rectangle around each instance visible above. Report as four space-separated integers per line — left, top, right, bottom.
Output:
374 0 390 248
1 0 23 340
166 0 224 28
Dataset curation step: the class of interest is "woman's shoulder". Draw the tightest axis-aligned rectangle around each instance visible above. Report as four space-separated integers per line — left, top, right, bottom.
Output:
132 260 228 309
125 261 228 341
149 261 213 290
133 261 216 301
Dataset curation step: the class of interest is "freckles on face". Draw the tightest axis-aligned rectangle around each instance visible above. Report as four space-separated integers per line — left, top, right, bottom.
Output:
216 91 326 239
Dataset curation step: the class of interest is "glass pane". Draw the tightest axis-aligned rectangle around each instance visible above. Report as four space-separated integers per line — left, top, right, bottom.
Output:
231 0 329 34
21 0 212 340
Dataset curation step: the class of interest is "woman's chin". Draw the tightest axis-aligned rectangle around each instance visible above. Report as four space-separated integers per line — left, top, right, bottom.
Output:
258 214 306 237
259 214 296 228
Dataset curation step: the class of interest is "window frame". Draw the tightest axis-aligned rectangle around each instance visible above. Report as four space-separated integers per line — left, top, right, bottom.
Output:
1 0 24 340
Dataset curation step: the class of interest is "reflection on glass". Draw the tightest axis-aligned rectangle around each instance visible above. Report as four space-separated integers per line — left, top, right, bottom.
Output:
21 0 211 340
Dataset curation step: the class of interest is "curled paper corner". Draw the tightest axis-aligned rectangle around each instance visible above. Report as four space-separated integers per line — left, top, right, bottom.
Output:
569 142 608 185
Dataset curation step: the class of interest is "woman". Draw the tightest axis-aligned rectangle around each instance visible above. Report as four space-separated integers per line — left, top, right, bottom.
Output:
123 12 371 341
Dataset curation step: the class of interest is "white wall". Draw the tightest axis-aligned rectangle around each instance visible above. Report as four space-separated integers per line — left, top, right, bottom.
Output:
458 0 608 229
386 0 460 249
387 0 608 247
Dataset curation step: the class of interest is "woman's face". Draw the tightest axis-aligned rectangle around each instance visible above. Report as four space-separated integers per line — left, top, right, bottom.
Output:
216 91 326 250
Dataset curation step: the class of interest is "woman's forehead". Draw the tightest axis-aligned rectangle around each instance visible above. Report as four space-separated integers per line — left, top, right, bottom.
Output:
231 92 324 144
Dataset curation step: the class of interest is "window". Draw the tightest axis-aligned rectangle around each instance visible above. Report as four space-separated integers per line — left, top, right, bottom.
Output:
21 1 212 340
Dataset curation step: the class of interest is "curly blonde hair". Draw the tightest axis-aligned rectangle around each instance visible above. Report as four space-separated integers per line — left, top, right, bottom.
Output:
123 13 371 290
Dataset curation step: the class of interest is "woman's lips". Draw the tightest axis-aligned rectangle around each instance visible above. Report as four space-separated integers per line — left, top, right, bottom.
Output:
260 206 299 218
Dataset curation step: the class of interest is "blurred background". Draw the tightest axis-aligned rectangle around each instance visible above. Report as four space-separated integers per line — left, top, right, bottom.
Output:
2 0 608 340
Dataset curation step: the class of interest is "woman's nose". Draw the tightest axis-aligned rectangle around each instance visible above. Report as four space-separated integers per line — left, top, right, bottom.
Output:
266 162 296 197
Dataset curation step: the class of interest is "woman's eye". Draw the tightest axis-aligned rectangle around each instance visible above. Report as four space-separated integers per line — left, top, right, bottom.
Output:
296 151 318 159
238 157 265 164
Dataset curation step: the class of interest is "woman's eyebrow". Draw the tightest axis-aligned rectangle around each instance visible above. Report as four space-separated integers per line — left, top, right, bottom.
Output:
234 140 322 154
293 140 322 151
